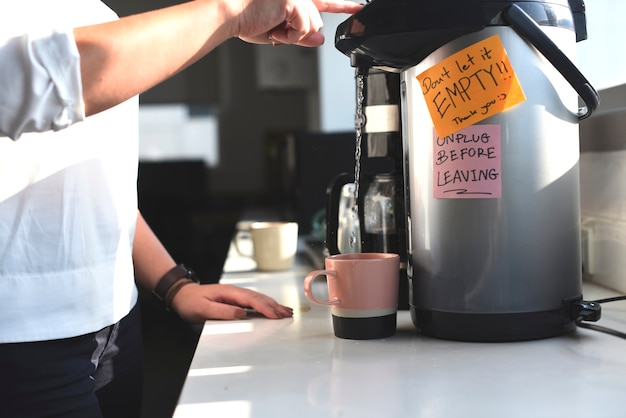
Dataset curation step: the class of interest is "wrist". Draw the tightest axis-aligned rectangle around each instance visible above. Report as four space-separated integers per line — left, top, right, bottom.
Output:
152 264 197 309
164 278 196 309
199 0 241 40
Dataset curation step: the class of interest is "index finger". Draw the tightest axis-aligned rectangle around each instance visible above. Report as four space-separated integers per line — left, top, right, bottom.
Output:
314 0 364 14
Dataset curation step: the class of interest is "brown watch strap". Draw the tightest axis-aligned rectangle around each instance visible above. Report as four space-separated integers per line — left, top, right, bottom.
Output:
153 264 194 302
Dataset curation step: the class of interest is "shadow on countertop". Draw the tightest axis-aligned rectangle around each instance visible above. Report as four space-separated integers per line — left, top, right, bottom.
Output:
137 161 242 418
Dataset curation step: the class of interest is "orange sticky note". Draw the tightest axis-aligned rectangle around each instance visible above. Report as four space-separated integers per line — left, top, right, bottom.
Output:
416 34 526 138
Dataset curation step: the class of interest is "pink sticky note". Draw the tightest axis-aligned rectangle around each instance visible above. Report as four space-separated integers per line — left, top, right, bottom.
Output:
433 124 501 198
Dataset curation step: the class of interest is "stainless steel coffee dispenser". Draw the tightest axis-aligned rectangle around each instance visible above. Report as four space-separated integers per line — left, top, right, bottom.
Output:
335 0 600 341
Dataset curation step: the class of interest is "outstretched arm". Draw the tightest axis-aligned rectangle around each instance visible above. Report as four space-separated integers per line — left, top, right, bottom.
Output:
74 0 362 116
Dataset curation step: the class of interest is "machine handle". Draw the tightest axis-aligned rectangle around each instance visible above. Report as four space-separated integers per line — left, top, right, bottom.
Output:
502 3 600 120
325 173 354 255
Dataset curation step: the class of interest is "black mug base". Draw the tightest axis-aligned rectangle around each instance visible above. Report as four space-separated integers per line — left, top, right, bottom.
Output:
332 313 397 340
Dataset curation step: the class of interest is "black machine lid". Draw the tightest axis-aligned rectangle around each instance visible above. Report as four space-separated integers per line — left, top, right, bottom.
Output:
335 0 587 70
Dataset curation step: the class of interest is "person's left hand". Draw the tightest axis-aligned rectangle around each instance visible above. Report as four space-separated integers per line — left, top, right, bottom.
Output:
169 282 294 322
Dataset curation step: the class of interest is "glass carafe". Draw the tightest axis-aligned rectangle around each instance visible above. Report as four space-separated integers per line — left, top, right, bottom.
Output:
363 173 398 254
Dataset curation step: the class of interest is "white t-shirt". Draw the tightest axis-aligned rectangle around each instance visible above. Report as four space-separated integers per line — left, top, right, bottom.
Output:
0 1 139 343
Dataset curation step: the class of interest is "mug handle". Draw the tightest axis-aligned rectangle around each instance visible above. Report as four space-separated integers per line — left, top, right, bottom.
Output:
234 229 254 258
303 270 340 306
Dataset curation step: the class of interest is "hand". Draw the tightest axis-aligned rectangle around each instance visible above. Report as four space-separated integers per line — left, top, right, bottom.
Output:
169 282 294 322
233 0 363 47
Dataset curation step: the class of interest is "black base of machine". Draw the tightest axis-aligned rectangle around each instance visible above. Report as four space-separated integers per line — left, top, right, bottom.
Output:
332 313 397 340
412 307 577 342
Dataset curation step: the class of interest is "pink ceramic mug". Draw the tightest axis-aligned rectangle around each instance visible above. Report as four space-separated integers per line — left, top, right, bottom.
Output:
304 253 400 339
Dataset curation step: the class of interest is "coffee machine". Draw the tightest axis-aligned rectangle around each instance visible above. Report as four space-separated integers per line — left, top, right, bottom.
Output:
326 69 410 310
335 0 601 341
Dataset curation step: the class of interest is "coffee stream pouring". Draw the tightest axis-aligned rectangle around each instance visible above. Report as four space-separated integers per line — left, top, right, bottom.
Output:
326 69 410 310
333 0 601 341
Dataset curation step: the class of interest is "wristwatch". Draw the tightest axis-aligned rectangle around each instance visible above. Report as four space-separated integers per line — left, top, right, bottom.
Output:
153 264 197 303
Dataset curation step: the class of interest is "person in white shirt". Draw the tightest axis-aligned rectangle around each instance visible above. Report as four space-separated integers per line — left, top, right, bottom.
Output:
0 0 362 416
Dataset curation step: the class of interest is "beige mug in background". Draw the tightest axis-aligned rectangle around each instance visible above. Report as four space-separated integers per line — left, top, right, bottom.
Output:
235 222 298 271
304 253 400 340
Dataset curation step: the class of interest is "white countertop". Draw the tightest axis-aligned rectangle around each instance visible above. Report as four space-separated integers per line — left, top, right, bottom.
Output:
174 241 626 418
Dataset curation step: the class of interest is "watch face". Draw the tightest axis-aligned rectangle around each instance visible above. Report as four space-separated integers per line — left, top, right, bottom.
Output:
181 264 197 282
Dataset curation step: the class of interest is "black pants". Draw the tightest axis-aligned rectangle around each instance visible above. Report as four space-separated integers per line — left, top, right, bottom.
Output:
0 304 144 418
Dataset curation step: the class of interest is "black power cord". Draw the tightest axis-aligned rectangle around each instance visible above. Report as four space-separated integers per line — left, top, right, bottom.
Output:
574 296 626 340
